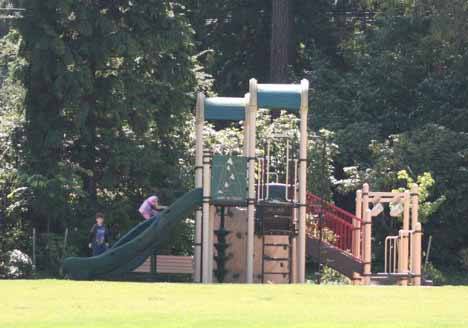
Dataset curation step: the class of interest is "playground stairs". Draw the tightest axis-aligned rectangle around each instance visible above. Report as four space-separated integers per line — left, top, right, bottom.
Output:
306 193 364 281
306 237 363 279
306 193 432 286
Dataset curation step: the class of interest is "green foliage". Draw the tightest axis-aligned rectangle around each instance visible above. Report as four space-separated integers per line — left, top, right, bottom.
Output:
185 0 271 95
308 129 338 201
305 5 468 271
0 1 202 275
458 248 468 272
318 266 351 285
185 0 340 95
394 170 445 222
424 262 446 286
34 232 78 276
0 220 30 255
12 1 197 263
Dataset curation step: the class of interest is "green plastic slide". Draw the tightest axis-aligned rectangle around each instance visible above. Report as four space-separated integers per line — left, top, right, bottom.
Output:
63 188 202 280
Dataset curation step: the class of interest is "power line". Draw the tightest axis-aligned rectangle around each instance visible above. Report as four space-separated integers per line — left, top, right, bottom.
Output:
0 7 25 20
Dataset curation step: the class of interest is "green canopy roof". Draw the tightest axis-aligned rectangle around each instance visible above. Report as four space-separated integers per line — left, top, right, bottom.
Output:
204 97 246 121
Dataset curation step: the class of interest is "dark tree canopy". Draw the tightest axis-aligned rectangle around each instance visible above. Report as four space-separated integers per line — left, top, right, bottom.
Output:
0 0 467 280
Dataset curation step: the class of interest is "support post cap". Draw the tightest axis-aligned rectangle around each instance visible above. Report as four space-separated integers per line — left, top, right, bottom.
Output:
363 183 370 192
249 79 257 105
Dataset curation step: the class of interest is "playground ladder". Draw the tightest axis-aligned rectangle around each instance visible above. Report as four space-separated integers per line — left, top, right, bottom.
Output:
257 203 294 283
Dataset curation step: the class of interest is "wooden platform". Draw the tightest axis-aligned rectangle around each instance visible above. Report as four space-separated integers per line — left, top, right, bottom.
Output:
370 273 433 286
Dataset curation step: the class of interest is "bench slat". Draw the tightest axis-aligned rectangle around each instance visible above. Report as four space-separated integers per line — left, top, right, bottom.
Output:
133 255 194 274
156 256 193 274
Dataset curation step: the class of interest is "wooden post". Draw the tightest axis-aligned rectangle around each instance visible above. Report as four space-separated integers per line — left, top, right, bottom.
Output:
362 184 370 215
291 236 297 283
412 222 422 286
194 93 204 283
291 180 299 283
351 189 363 285
243 93 250 157
362 209 372 285
202 150 211 283
398 229 409 286
410 184 423 286
400 190 410 286
353 190 362 259
360 183 370 285
297 79 309 283
410 184 419 230
403 190 410 232
246 79 258 283
208 205 216 283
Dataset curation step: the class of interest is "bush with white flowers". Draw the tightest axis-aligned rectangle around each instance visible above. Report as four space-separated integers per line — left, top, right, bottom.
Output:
0 249 32 279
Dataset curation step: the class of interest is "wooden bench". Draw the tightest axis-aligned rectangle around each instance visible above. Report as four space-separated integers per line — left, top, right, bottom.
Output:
134 255 194 275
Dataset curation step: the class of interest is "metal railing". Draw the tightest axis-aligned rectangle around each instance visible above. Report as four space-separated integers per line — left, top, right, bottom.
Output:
307 193 361 225
384 235 399 274
306 192 362 257
384 229 414 274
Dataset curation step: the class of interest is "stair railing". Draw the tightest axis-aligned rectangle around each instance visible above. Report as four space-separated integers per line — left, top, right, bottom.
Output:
306 192 362 260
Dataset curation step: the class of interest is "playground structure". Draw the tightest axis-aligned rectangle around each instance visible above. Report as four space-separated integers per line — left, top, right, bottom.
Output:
307 184 423 285
63 77 423 286
191 78 423 285
358 183 423 285
193 79 309 283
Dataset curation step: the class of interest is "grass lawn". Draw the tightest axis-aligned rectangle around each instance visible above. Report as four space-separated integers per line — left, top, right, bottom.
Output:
1 280 468 328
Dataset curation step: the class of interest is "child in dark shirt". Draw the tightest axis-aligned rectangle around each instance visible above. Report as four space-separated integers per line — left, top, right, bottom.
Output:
88 212 110 256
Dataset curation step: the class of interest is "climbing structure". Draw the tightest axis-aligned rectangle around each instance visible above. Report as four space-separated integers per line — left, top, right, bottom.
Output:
194 79 309 284
192 77 424 285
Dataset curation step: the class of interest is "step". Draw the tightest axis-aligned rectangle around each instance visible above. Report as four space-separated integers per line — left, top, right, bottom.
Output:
264 243 290 247
263 272 290 275
263 257 289 261
263 229 292 235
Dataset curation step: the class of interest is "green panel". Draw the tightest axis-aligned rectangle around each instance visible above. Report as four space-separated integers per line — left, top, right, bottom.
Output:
211 155 247 206
63 188 202 280
257 84 302 112
204 97 246 121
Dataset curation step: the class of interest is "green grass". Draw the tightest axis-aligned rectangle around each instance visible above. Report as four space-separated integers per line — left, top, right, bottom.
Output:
1 280 468 328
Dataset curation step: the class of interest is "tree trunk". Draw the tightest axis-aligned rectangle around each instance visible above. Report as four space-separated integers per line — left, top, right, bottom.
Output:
270 0 292 83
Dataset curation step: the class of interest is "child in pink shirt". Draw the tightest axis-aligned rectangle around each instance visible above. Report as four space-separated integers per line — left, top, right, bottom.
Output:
138 195 161 220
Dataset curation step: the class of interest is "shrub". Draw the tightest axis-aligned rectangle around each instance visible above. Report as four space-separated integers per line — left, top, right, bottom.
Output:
424 262 446 286
458 248 468 271
0 249 32 279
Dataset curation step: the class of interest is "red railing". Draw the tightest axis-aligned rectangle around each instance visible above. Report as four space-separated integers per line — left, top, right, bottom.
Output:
306 192 362 257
